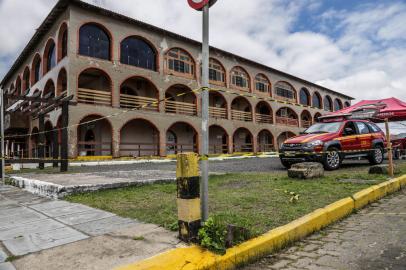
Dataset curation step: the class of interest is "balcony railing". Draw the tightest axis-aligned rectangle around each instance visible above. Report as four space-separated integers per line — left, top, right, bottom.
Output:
276 116 299 127
119 142 159 157
165 100 197 116
258 144 274 152
256 113 273 124
231 110 252 122
209 107 227 119
275 96 297 103
209 144 228 154
78 88 112 106
78 141 112 156
120 94 159 111
166 143 197 154
302 120 312 128
233 143 253 153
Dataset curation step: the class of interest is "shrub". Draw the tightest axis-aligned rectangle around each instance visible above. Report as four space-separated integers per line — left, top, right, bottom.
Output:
198 217 227 255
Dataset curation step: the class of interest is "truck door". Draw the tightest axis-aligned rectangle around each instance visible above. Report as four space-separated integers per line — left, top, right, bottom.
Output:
355 121 372 152
340 121 359 153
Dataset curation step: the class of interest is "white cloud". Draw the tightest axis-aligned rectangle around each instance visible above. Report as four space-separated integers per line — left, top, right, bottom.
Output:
0 0 405 103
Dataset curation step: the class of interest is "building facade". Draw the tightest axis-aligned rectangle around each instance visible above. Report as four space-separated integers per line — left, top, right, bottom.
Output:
0 0 353 159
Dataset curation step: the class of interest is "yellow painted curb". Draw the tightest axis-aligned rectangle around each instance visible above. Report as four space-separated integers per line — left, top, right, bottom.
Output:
74 156 113 161
323 197 354 224
353 186 378 210
399 175 406 187
116 174 406 270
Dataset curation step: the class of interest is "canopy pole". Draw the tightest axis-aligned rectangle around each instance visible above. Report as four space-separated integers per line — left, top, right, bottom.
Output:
384 118 394 177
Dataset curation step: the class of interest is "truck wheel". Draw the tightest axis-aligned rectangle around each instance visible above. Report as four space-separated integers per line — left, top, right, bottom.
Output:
323 147 341 171
280 160 292 169
369 145 384 165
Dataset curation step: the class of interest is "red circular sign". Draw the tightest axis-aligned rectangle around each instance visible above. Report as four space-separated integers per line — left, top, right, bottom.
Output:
188 0 217 10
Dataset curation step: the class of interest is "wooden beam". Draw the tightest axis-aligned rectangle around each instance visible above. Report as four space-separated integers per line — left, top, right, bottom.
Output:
38 114 45 170
60 100 69 172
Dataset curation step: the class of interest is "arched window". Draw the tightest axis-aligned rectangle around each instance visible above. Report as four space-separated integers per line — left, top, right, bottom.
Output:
165 48 195 77
255 74 270 93
32 54 41 85
58 23 68 61
299 88 310 106
312 92 322 109
15 77 21 96
43 80 55 99
344 101 351 108
334 98 343 111
120 36 156 71
44 40 56 74
9 83 15 95
57 68 67 96
79 23 111 60
324 96 333 111
208 58 225 85
275 81 296 101
22 67 30 92
230 67 250 90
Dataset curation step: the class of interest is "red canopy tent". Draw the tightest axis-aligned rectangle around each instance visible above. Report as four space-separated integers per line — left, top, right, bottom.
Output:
327 97 406 122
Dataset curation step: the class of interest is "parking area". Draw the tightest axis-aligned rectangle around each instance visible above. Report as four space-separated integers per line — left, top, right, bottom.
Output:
14 156 394 175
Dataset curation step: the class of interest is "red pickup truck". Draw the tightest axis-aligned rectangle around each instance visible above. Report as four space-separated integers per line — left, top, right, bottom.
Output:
279 119 387 170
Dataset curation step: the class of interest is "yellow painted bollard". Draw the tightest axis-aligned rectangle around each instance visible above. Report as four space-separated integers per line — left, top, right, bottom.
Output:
176 153 201 242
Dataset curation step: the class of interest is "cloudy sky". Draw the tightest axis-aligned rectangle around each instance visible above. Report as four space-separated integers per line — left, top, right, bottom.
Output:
0 0 405 102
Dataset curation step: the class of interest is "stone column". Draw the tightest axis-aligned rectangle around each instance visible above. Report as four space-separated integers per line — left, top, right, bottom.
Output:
159 128 167 157
112 127 120 158
228 134 233 154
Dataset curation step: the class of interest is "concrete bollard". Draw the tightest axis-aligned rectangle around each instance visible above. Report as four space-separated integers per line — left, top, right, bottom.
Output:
176 153 201 242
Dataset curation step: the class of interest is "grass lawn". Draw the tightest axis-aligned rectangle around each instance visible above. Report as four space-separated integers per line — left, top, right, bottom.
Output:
66 161 406 236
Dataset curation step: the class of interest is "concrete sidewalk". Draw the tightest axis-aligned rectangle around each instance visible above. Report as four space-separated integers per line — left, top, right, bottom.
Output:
0 183 183 270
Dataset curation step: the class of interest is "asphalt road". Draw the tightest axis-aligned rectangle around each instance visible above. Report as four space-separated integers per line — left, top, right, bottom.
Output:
69 156 390 174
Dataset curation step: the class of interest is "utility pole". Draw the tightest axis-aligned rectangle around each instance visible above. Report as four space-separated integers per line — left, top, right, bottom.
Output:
188 0 217 223
201 3 210 222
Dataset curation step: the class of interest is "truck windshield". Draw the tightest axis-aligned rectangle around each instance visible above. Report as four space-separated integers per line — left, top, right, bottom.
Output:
304 122 343 134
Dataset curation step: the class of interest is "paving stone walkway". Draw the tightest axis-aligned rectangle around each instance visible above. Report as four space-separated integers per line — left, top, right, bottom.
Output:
0 183 182 270
244 189 406 270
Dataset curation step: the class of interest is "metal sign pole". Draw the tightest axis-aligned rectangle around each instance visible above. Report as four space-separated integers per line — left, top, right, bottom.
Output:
385 118 394 177
201 3 210 222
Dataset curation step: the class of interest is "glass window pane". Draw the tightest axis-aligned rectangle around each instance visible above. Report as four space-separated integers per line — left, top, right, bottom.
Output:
79 24 110 60
120 37 156 70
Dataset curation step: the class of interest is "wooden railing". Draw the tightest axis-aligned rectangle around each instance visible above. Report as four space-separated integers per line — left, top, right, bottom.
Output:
78 141 112 156
119 142 159 157
256 113 273 124
275 96 296 103
209 144 228 154
258 144 275 152
276 116 299 127
231 110 252 122
233 144 253 153
166 143 197 154
78 88 111 106
165 101 197 116
302 120 312 128
209 107 227 119
120 94 159 111
30 144 61 159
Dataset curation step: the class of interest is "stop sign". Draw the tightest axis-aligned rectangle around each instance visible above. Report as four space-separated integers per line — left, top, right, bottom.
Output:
188 0 217 10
